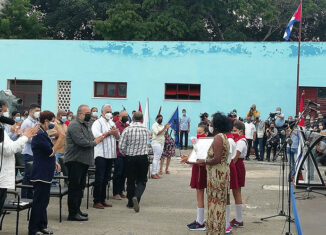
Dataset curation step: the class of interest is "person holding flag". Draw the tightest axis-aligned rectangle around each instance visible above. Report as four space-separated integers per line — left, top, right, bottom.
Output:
151 115 170 179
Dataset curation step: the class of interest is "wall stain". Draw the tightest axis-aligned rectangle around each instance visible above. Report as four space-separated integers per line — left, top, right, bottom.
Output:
84 41 326 58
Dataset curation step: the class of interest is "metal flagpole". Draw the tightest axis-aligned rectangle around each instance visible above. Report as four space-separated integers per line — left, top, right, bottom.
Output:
296 0 302 113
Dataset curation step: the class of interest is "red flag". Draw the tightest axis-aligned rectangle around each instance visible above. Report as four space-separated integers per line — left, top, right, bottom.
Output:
158 106 161 115
298 90 305 127
138 102 142 113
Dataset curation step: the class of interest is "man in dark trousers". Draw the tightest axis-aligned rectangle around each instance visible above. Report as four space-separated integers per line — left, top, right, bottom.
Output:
64 105 104 221
119 112 150 213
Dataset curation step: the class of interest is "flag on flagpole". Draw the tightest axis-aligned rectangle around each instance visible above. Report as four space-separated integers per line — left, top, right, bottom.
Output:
143 98 149 128
283 3 302 40
168 107 180 146
138 102 142 113
298 90 305 127
158 106 162 115
122 105 132 123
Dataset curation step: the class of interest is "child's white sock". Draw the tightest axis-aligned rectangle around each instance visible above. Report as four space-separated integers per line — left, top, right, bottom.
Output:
196 207 205 225
235 204 243 222
226 205 231 227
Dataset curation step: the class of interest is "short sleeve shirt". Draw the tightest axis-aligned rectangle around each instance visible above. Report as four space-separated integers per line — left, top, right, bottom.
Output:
179 116 190 131
227 138 237 164
236 139 248 159
245 123 256 140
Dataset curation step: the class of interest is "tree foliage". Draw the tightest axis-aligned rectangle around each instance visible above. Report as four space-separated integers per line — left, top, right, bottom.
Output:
1 0 326 41
0 0 47 39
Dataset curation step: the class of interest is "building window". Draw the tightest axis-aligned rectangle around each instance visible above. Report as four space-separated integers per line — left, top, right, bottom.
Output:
317 87 326 98
165 83 200 100
57 81 71 112
7 79 42 112
94 82 127 98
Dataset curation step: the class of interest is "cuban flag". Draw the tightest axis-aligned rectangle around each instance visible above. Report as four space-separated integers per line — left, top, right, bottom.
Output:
283 3 302 40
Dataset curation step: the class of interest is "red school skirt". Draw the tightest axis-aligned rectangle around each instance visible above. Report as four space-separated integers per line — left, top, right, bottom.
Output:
235 158 246 187
190 164 207 189
229 160 239 190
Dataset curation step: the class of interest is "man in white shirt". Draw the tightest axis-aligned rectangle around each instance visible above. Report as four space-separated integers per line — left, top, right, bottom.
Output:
244 118 256 160
91 104 119 209
254 116 265 161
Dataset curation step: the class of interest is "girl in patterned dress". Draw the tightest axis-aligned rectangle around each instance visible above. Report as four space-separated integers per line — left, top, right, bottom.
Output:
160 131 175 174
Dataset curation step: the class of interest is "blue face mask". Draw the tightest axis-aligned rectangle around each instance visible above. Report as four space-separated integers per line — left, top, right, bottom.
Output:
47 122 55 130
15 116 21 122
61 116 67 123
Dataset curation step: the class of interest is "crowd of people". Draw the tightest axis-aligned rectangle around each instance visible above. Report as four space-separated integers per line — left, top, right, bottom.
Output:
0 99 326 234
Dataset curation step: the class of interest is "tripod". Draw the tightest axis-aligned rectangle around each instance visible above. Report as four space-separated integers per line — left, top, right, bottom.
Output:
294 133 326 199
261 139 290 221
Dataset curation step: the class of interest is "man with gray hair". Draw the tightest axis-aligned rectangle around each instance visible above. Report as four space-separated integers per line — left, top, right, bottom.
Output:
65 105 105 221
91 104 119 209
119 112 150 213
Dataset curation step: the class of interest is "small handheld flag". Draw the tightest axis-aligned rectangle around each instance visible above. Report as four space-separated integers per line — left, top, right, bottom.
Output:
138 102 142 113
283 3 302 40
168 107 180 146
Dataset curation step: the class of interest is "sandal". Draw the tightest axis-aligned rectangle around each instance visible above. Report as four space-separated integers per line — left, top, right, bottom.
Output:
159 170 163 175
165 170 170 174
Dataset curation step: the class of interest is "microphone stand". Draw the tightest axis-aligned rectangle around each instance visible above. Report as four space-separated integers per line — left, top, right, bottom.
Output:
261 102 311 229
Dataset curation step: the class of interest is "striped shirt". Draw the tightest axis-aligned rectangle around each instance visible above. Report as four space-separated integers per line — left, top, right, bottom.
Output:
92 116 118 159
119 122 150 156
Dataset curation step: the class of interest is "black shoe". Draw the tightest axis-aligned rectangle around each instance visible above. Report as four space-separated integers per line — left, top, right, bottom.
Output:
41 229 54 234
132 197 139 213
78 211 88 217
67 214 88 221
126 204 133 209
258 159 263 161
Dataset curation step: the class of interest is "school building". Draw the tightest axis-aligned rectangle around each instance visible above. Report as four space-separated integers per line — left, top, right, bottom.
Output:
0 40 326 138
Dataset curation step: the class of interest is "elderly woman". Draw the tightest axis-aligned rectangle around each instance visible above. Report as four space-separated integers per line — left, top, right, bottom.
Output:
28 111 63 235
196 112 232 235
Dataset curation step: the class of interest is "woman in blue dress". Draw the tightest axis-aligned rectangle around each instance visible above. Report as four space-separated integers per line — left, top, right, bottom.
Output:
29 111 63 235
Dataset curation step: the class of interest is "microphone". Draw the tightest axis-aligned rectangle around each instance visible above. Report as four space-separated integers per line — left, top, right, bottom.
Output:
0 115 15 125
309 107 320 114
308 100 321 107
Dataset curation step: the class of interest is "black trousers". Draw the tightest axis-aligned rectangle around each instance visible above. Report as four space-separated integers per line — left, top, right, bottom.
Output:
0 188 7 214
180 131 188 148
126 155 149 205
246 139 253 158
266 142 278 161
28 182 51 234
66 161 88 216
113 157 128 196
22 154 33 199
93 157 113 204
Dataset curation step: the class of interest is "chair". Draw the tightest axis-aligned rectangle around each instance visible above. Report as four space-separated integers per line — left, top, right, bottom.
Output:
86 167 95 209
50 157 68 222
0 185 33 235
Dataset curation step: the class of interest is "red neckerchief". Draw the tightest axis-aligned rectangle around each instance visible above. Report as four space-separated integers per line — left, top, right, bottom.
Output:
197 134 206 139
226 133 233 139
235 135 246 142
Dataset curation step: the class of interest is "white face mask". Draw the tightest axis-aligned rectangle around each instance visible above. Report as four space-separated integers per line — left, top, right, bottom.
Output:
276 110 281 114
3 111 9 118
209 126 214 134
319 126 323 130
105 113 113 120
61 116 67 123
34 111 40 119
92 112 98 117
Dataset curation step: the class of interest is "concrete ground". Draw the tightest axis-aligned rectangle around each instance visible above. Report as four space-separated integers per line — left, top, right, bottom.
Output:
2 151 297 235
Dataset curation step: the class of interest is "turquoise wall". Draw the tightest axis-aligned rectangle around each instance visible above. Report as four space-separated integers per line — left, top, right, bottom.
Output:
1 40 326 139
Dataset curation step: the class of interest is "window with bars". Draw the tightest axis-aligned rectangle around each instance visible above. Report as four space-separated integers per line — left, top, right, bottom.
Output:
165 83 201 100
317 87 326 98
57 81 71 112
94 82 127 98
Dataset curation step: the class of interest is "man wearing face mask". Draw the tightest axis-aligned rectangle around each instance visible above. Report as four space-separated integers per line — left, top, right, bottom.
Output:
179 109 191 150
275 107 285 139
244 117 256 160
64 105 105 221
91 104 120 209
0 100 39 217
113 110 130 200
0 102 20 141
151 115 171 179
21 103 41 199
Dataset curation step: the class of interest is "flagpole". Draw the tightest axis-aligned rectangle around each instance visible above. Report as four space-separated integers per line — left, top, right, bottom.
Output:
296 0 302 114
